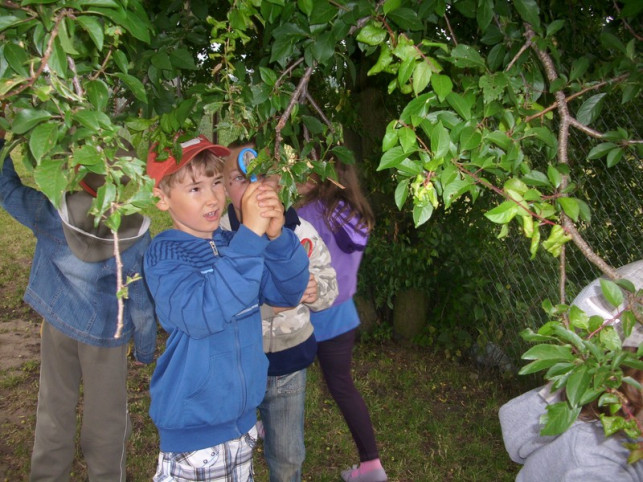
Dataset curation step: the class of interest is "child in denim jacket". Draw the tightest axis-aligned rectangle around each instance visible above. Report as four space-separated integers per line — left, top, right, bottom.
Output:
0 134 157 481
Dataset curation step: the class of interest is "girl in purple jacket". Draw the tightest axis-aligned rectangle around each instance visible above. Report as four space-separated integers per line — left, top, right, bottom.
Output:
297 161 387 482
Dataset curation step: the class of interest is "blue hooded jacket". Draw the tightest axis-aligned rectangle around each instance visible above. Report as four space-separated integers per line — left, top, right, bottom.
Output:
144 225 309 452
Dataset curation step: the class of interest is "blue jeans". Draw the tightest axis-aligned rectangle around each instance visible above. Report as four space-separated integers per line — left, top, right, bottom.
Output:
258 369 307 482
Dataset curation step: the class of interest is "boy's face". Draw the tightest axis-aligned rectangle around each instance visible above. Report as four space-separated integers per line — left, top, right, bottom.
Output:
154 166 226 239
223 145 249 213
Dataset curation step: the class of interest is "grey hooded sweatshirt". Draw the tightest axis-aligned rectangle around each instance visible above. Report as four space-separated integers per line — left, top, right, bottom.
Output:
499 386 643 481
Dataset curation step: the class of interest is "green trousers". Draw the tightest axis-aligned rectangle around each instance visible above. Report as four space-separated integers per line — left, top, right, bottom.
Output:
30 321 131 482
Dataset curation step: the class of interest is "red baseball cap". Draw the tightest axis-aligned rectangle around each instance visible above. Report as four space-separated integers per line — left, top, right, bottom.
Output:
147 135 230 187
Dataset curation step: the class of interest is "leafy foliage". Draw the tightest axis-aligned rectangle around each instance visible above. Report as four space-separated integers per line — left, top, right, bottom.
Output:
1 0 642 458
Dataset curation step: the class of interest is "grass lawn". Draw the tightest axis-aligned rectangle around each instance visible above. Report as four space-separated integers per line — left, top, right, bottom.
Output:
0 152 524 481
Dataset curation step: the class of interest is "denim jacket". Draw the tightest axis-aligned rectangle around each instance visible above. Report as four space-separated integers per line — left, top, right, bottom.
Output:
0 141 157 362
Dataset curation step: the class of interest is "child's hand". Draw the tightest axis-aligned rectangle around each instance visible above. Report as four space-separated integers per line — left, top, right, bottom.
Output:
241 182 270 236
300 273 318 304
257 184 284 240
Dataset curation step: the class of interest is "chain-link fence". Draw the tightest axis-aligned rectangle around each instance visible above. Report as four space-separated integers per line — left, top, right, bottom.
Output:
474 100 642 371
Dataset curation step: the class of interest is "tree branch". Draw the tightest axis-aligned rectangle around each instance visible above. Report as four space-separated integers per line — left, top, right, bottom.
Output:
0 10 71 100
274 65 314 158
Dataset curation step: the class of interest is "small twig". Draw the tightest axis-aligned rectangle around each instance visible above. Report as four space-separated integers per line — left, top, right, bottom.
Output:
88 48 113 81
505 38 532 72
275 59 304 88
305 92 333 130
67 57 84 97
524 74 630 124
443 12 458 46
613 0 643 42
453 161 560 228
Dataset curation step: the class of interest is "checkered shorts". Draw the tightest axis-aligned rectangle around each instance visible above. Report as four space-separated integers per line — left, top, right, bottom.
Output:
153 427 258 481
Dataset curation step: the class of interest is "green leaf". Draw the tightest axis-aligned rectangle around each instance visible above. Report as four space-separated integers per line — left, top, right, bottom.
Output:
522 343 574 361
398 126 416 153
4 42 29 77
599 326 622 351
73 110 102 132
394 179 409 210
606 147 623 168
546 19 565 37
368 45 394 76
113 49 129 73
486 130 512 151
558 197 580 222
547 164 562 188
34 159 68 207
431 74 452 101
297 0 313 16
412 61 432 96
73 144 102 166
413 202 434 227
459 126 482 151
430 121 450 159
86 80 109 111
29 123 58 162
58 18 80 55
599 278 624 308
540 402 580 436
522 170 551 188
383 0 402 14
77 15 104 51
565 366 590 407
587 142 616 160
0 16 23 33
450 44 486 69
542 225 572 257
170 48 197 70
377 146 409 171
114 73 148 103
357 22 387 46
477 0 494 30
569 57 590 82
576 93 606 126
519 358 563 375
484 201 519 224
513 0 541 29
382 120 399 151
311 31 335 63
446 92 471 120
568 305 589 330
12 109 52 135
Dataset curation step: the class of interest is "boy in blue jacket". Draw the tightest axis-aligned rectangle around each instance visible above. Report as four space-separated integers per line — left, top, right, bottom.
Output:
144 135 309 481
0 133 157 481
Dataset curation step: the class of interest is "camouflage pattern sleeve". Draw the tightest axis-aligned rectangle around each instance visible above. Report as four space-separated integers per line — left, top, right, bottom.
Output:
298 218 338 312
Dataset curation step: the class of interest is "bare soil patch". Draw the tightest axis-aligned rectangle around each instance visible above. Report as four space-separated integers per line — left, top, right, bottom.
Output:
0 318 41 373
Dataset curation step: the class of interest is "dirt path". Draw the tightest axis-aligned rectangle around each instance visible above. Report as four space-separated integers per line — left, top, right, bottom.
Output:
0 319 41 374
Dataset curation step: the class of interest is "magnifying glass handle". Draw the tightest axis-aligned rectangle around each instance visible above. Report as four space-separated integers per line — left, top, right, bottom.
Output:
238 148 258 182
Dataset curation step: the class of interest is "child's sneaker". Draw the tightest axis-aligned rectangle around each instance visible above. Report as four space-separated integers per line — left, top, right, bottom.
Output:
341 465 388 482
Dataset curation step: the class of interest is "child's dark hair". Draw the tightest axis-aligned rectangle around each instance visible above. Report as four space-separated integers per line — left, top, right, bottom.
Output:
158 151 223 194
299 160 374 233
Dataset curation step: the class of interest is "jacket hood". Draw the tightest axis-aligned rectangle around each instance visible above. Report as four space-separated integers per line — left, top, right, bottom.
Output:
59 190 150 262
499 386 562 464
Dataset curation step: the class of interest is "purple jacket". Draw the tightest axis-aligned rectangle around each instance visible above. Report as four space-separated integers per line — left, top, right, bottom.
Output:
297 200 368 341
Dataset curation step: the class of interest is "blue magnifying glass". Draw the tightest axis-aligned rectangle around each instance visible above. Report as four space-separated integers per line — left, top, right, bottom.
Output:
238 148 258 182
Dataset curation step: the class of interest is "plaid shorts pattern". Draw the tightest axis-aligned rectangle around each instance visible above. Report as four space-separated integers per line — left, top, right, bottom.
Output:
154 427 258 481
